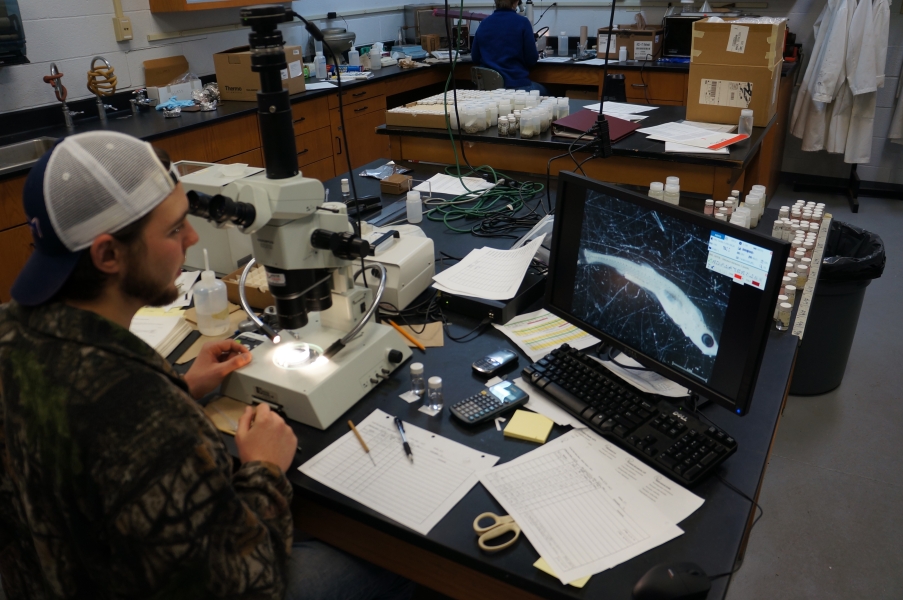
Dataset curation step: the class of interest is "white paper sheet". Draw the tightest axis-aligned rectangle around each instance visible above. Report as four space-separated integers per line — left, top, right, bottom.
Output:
550 430 704 524
664 142 730 155
579 58 619 66
161 271 201 311
583 101 657 114
515 377 588 429
178 164 264 187
493 308 600 362
299 409 498 535
637 122 745 149
589 354 690 397
480 433 684 584
681 120 738 133
129 314 191 356
432 236 544 301
413 173 496 197
539 56 573 63
303 81 338 90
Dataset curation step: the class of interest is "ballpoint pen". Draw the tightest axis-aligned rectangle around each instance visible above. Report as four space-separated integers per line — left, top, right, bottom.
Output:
394 417 414 463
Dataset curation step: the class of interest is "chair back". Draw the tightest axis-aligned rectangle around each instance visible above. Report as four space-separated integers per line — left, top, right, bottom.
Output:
471 67 505 90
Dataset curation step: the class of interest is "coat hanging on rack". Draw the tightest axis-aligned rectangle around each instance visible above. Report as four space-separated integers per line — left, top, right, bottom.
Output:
890 57 903 145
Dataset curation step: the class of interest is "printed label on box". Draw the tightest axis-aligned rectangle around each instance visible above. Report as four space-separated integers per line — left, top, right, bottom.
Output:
280 68 288 80
288 60 303 78
634 40 654 60
727 25 749 53
598 34 618 54
699 79 753 108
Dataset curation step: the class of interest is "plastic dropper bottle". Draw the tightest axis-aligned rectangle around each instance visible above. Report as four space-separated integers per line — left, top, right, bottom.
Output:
341 178 351 203
194 249 230 336
315 51 327 80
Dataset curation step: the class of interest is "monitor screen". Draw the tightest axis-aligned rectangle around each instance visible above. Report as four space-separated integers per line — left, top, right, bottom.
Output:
546 172 790 415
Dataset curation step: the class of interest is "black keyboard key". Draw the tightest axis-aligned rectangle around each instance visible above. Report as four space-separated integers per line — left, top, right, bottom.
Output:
684 465 703 480
700 452 717 466
544 381 589 415
614 425 629 437
658 454 678 469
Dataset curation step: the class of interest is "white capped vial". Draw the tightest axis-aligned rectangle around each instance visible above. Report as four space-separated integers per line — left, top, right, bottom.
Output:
410 362 426 397
787 272 799 288
715 212 727 221
649 182 665 201
781 275 791 294
796 264 809 287
774 294 789 319
784 284 797 304
803 242 814 257
731 189 740 199
779 206 790 218
809 223 819 233
775 302 792 331
426 376 444 412
666 176 680 187
801 257 812 270
705 199 715 215
772 219 783 238
663 184 680 205
725 199 735 215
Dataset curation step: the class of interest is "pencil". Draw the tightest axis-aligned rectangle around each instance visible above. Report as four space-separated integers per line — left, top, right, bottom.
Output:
387 319 426 352
348 420 377 466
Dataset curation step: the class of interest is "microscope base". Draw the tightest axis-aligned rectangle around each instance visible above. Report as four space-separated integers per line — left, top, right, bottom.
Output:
221 316 412 429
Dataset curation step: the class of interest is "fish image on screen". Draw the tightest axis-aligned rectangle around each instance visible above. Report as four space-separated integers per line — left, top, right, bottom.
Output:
572 190 731 382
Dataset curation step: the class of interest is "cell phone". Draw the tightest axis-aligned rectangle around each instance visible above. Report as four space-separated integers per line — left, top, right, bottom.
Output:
451 380 529 425
472 349 518 376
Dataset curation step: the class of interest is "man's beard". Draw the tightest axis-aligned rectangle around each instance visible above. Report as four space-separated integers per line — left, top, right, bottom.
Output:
121 250 180 307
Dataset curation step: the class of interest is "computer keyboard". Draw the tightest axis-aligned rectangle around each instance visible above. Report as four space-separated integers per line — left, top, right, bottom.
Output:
521 344 737 486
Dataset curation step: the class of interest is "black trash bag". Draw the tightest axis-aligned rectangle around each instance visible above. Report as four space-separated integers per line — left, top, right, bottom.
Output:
819 220 886 282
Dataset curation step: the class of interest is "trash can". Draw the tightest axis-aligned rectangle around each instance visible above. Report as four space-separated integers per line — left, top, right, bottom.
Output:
790 221 886 395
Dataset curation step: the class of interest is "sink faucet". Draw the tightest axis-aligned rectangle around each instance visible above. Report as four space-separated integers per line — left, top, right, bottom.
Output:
43 63 82 129
130 88 157 114
88 56 117 124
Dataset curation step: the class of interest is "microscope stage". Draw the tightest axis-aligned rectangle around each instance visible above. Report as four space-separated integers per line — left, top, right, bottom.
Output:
221 315 412 429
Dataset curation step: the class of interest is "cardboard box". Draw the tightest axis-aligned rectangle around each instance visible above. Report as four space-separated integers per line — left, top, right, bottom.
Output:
143 55 202 102
597 27 664 60
213 45 306 102
380 173 413 195
223 266 274 310
385 106 449 129
686 18 785 127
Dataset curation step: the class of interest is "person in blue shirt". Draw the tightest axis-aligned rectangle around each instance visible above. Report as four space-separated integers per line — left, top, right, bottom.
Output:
471 0 548 94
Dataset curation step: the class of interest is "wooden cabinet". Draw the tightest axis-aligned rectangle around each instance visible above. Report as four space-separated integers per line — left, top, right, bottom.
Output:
292 97 331 136
0 224 34 303
607 70 688 105
301 158 336 182
218 148 264 168
330 95 390 172
152 113 261 164
1 174 27 232
328 83 385 111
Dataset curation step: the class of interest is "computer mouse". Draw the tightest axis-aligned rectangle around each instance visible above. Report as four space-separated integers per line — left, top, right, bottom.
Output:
632 562 711 600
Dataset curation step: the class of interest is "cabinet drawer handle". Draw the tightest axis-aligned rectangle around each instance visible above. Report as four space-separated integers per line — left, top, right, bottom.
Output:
631 83 647 88
354 106 368 113
352 91 367 97
298 148 309 156
294 116 306 123
336 136 342 154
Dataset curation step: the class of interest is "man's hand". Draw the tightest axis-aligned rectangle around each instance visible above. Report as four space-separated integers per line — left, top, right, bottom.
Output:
235 404 298 472
184 339 252 399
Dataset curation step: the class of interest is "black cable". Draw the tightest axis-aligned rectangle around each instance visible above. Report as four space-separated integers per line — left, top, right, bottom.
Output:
444 0 473 172
533 2 557 27
706 474 764 582
292 10 368 290
444 316 491 342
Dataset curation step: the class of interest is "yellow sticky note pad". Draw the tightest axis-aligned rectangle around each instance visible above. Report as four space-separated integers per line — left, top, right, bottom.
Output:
503 410 554 444
533 557 591 588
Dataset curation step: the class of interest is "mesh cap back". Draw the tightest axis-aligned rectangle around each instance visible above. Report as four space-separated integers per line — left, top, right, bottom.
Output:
45 131 175 251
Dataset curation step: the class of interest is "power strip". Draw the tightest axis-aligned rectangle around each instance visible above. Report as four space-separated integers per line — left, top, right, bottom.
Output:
792 213 832 338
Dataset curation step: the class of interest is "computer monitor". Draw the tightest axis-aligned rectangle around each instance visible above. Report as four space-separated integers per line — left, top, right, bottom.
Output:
546 172 790 415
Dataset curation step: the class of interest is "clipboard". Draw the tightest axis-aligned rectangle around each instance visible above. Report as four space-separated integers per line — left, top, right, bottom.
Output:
551 110 641 143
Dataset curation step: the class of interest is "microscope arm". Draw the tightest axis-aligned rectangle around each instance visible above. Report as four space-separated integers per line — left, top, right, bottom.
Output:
238 258 281 343
324 263 387 358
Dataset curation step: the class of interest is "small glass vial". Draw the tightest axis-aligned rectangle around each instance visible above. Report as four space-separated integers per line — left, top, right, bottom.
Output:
775 302 792 331
663 184 680 205
786 272 799 290
772 219 783 238
705 199 715 215
715 200 724 211
666 176 680 188
715 212 727 221
780 275 792 295
784 285 797 304
498 116 509 137
724 199 734 215
410 362 426 398
649 182 665 201
800 257 812 270
796 264 809 287
773 294 789 319
731 190 740 201
718 206 729 217
779 206 790 219
426 376 444 412
809 223 819 234
738 108 754 136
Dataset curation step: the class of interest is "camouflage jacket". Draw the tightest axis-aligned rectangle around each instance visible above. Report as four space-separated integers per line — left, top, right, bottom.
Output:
0 301 293 599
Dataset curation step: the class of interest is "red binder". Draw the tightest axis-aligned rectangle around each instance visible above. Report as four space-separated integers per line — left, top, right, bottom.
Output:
551 110 641 142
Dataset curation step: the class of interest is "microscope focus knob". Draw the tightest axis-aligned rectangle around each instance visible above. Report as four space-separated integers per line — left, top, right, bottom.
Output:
388 349 404 364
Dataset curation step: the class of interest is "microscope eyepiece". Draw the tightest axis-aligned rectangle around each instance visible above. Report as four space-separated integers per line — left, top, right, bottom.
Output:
186 190 256 229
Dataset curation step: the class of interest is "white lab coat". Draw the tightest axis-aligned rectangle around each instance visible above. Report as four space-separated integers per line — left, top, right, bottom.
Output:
790 1 830 149
843 0 889 163
824 0 859 154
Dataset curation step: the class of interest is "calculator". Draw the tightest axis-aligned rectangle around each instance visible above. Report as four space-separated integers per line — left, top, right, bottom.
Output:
450 381 529 425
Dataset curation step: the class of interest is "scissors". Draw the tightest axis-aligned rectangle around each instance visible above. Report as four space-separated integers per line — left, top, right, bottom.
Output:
473 512 521 553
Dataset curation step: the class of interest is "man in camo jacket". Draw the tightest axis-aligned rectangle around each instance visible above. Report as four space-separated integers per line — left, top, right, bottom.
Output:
0 132 412 600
